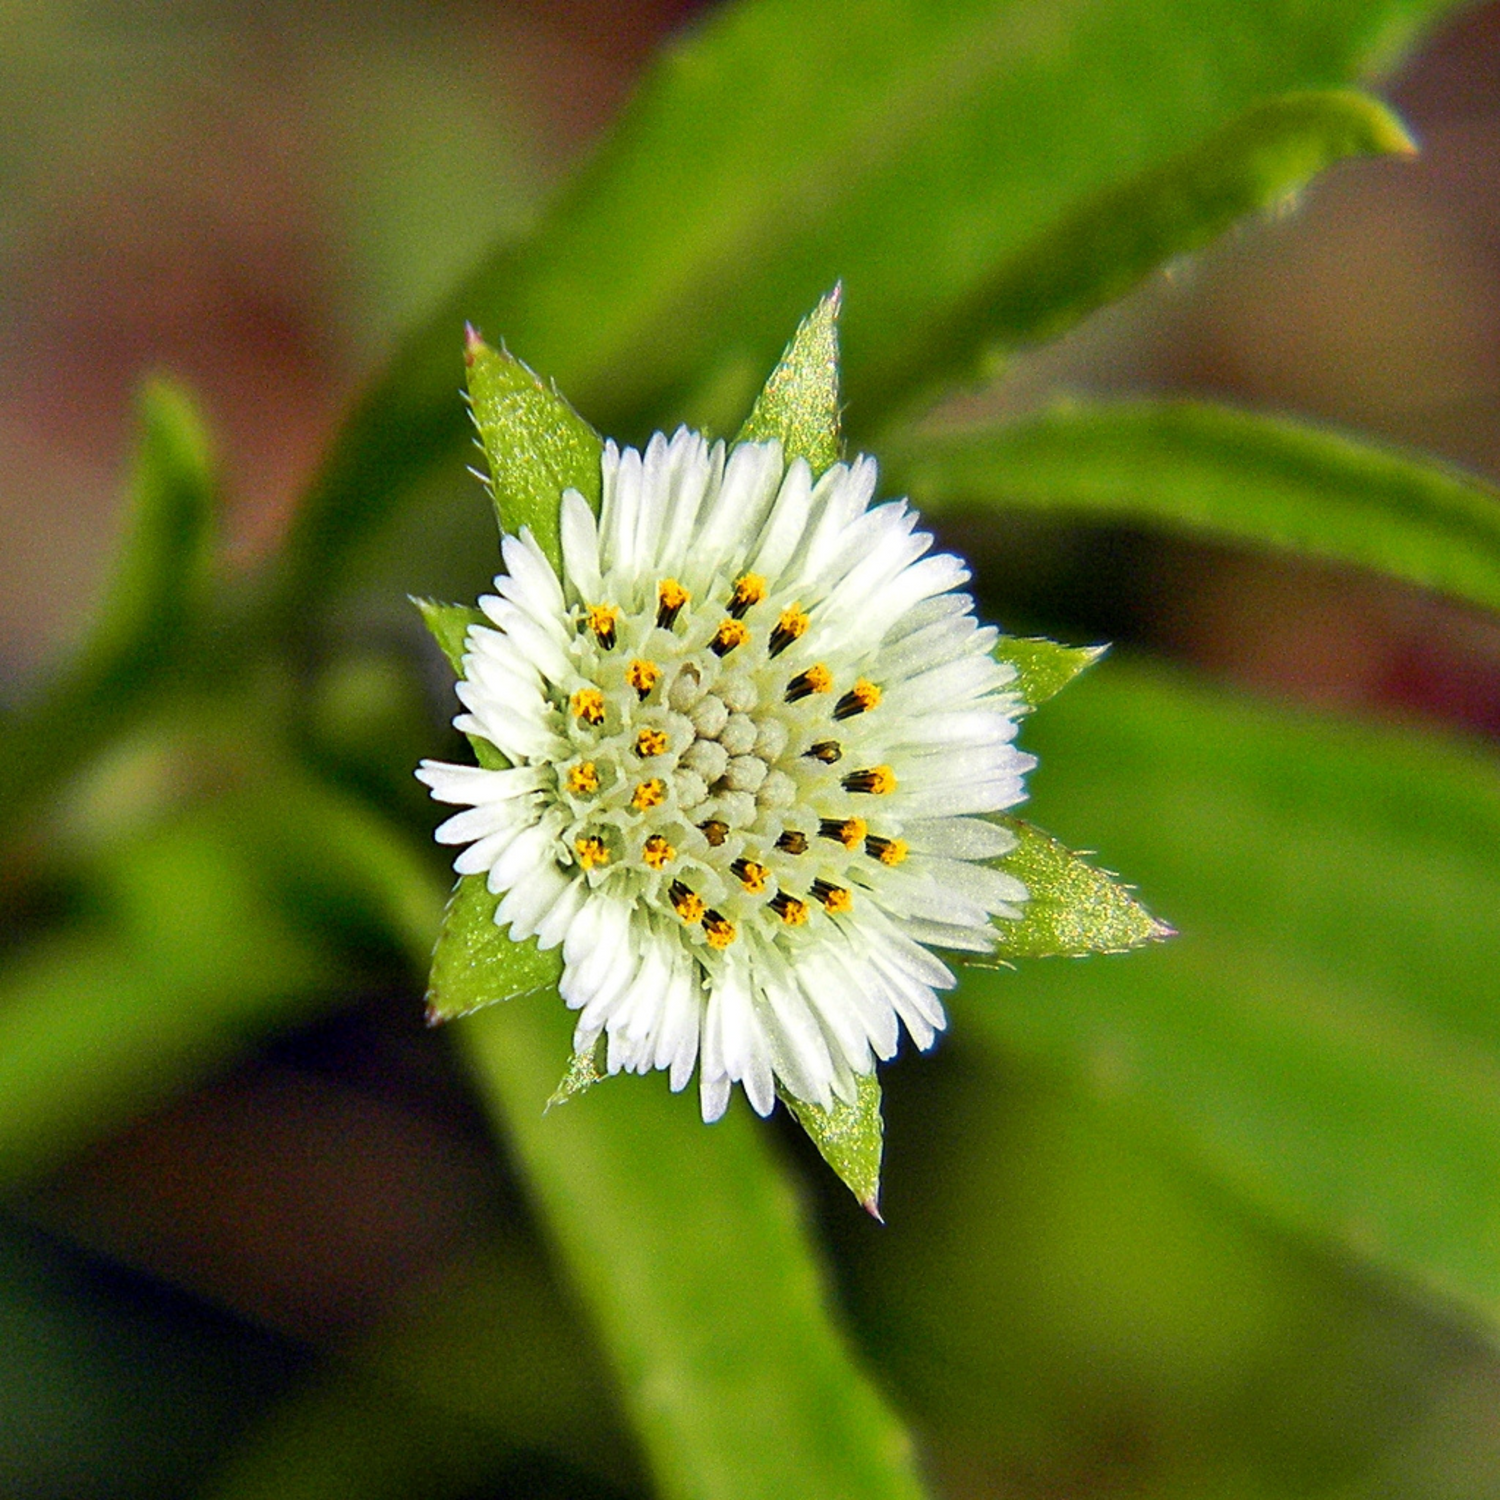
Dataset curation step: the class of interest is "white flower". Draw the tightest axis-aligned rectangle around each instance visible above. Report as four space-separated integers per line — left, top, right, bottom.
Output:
417 428 1033 1122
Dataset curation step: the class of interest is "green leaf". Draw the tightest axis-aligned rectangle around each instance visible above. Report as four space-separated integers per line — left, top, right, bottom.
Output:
269 0 1463 626
426 873 562 1025
782 1074 886 1216
464 330 603 571
987 816 1172 959
994 637 1107 712
0 378 216 835
921 89 1414 362
960 661 1500 1329
893 399 1500 616
460 1002 929 1500
735 288 843 475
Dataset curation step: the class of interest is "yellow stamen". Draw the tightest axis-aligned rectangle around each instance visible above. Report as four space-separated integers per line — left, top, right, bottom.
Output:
866 835 909 866
642 834 675 870
768 603 809 657
586 603 618 649
819 816 867 850
785 663 832 703
728 573 767 618
575 835 610 870
731 858 769 894
702 910 737 948
771 893 809 926
656 578 690 629
710 618 749 657
843 765 896 795
812 880 853 914
626 658 660 700
566 761 599 795
670 880 705 923
635 727 669 757
699 819 729 847
834 679 882 720
632 778 666 810
570 687 605 726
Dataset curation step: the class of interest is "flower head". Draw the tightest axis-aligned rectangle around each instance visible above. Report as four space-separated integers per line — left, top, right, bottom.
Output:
418 428 1032 1121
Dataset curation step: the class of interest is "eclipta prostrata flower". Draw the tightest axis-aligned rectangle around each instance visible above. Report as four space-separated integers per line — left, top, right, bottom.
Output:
417 427 1032 1122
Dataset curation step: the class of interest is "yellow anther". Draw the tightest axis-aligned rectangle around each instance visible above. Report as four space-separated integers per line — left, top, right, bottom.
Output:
731 858 769 894
626 658 660 700
710 618 749 657
728 573 767 618
819 816 867 850
566 761 599 795
768 603 809 657
586 603 618 649
575 835 610 870
570 687 605 726
866 835 909 867
843 765 896 795
834 679 882 720
670 880 705 923
771 893 809 926
635 727 669 758
812 880 853 914
632 778 666 810
785 663 832 703
702 910 737 949
656 578 690 629
699 819 729 847
642 834 675 870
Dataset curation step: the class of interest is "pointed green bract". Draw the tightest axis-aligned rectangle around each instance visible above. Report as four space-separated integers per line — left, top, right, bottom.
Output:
412 596 484 678
548 1034 607 1109
895 398 1500 617
413 598 506 771
994 637 1107 713
426 872 562 1025
464 331 603 570
782 1074 885 1214
736 287 843 475
988 818 1172 960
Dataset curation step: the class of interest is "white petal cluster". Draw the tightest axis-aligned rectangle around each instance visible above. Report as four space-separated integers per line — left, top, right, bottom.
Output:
418 429 1033 1120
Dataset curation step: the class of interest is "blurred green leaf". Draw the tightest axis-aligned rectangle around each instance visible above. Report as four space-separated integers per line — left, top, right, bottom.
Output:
994 637 1107 712
894 400 1500 616
0 764 444 1190
736 288 843 473
0 379 215 835
959 662 1500 1328
781 1074 885 1216
933 89 1413 357
462 1002 928 1500
464 332 603 570
426 873 561 1025
272 0 1462 625
208 1235 636 1500
987 817 1172 959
